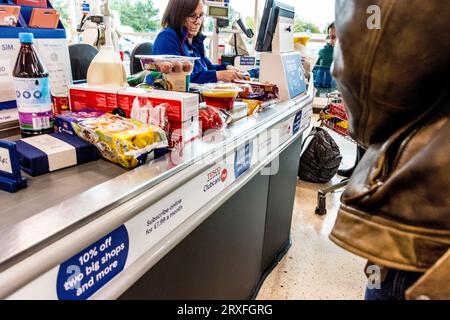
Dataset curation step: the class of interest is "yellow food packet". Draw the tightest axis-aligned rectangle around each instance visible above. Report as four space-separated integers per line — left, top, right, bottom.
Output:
72 114 168 169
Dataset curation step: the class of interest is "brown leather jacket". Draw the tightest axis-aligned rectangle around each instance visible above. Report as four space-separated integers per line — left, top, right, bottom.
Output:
330 0 450 299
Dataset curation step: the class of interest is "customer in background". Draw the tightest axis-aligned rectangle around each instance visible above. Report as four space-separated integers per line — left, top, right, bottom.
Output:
313 22 336 88
330 0 449 300
153 0 243 84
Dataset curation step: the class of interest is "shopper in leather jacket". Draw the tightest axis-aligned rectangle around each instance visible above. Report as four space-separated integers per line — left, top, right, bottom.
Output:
330 0 449 300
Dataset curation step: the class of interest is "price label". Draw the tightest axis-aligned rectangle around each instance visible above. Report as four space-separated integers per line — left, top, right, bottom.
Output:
0 146 12 174
0 140 27 193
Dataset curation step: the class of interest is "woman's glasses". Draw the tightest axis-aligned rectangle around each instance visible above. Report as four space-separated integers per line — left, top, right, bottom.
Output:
187 13 207 23
327 35 337 40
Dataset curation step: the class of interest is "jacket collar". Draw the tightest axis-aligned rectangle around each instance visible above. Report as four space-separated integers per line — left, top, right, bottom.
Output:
177 27 206 46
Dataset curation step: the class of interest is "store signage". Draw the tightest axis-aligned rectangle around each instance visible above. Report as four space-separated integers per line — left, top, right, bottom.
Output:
0 109 19 123
1 44 15 51
0 38 71 108
292 111 303 135
56 226 129 300
234 141 253 179
0 144 12 174
0 58 16 104
239 56 256 67
0 140 27 193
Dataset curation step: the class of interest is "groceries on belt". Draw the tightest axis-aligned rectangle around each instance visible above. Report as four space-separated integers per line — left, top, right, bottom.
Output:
233 79 280 101
199 83 242 110
198 104 232 135
58 113 168 169
16 132 99 176
136 55 198 92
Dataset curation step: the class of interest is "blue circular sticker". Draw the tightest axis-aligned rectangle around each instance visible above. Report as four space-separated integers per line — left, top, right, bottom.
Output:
33 90 42 99
56 225 129 300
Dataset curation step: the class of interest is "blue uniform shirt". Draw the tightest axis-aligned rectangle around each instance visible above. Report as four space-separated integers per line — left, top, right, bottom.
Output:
153 27 228 84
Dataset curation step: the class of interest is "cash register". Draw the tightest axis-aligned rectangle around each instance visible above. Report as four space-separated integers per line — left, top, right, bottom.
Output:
257 0 306 101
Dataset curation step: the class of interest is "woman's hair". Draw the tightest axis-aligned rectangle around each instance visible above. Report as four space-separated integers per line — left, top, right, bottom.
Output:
161 0 204 38
327 22 335 34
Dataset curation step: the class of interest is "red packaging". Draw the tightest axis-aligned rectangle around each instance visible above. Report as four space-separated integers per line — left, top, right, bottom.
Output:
69 84 129 116
328 102 348 120
118 88 199 123
198 105 231 134
29 8 59 29
233 79 279 101
14 0 48 8
202 96 235 110
52 95 70 115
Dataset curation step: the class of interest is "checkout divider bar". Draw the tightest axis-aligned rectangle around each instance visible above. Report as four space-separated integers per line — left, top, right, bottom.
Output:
0 93 313 299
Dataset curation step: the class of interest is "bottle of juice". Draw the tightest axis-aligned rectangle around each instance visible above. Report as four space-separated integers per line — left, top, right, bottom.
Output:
13 33 54 137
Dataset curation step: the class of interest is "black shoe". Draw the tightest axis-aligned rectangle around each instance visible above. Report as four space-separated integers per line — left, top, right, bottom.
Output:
337 166 355 178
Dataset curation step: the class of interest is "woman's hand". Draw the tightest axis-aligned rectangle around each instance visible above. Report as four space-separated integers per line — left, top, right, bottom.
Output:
226 65 242 72
216 70 244 82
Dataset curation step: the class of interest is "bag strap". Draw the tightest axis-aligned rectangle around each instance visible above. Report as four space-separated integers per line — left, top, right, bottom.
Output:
300 127 322 153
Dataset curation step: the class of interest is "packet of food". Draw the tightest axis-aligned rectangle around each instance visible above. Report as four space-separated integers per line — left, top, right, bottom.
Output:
71 113 168 169
241 99 278 116
130 98 169 131
199 104 231 135
233 80 280 101
127 70 150 87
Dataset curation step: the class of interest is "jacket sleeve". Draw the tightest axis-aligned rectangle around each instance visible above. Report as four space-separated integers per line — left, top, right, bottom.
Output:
190 69 218 84
204 55 228 71
406 249 450 300
192 45 219 83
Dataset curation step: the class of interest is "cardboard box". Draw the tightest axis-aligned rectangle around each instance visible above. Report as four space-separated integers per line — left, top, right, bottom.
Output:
68 86 200 148
0 5 20 27
15 133 99 176
69 84 126 115
14 0 48 8
118 88 199 123
29 8 59 29
0 16 71 110
169 118 200 148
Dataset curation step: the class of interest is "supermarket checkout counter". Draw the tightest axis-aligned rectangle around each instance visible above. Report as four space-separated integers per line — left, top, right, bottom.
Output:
0 82 313 300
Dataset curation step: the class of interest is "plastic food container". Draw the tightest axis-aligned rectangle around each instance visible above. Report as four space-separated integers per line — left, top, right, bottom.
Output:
136 55 199 92
200 83 242 110
136 55 198 74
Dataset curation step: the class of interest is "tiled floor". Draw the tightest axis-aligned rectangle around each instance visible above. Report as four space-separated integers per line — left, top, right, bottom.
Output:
256 115 368 300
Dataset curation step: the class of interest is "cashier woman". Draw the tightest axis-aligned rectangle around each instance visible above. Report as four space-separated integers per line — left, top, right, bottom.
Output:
153 0 244 84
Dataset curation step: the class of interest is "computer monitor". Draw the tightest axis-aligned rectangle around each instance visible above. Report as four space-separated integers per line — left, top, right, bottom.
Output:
255 0 295 52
